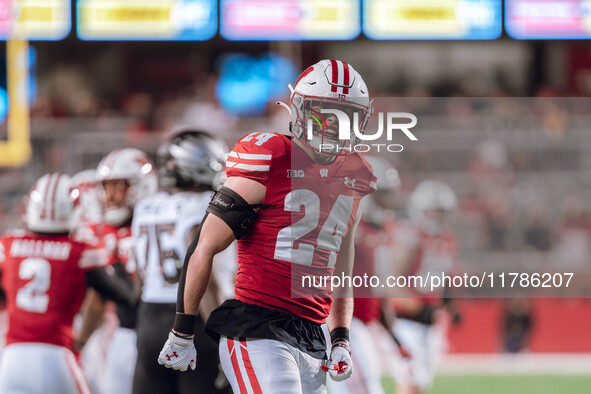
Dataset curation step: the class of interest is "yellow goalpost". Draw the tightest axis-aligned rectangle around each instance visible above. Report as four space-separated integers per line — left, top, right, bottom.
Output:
0 40 31 167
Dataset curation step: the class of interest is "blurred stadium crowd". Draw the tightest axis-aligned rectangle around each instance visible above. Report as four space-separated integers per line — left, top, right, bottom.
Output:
0 38 591 377
0 0 590 392
3 39 591 272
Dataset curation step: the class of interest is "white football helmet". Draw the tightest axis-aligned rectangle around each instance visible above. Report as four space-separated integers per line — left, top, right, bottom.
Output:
97 148 158 226
288 59 373 156
366 155 401 193
362 156 401 226
71 169 102 225
408 180 457 235
26 173 75 233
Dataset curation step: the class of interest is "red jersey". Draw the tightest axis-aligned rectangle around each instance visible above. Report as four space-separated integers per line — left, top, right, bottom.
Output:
352 219 396 324
226 132 376 324
0 230 105 350
394 222 457 305
76 222 135 273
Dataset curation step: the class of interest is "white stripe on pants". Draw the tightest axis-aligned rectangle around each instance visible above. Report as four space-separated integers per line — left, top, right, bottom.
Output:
219 336 327 394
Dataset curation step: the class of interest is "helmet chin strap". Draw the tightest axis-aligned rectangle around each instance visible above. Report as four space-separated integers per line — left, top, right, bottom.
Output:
275 100 291 115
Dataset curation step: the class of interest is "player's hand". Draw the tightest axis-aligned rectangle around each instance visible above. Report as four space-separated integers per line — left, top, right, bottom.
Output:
323 342 353 382
158 331 196 371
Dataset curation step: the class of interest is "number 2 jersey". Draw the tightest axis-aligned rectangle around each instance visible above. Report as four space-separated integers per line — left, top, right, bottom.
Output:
225 132 376 324
0 230 104 351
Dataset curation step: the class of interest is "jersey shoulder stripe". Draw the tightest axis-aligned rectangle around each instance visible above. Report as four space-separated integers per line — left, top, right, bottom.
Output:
226 132 290 186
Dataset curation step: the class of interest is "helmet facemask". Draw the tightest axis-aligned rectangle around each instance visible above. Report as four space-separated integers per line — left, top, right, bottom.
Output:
100 179 133 226
290 92 373 156
96 148 158 226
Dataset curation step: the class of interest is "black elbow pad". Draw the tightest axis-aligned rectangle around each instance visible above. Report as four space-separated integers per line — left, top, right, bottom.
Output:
206 186 261 240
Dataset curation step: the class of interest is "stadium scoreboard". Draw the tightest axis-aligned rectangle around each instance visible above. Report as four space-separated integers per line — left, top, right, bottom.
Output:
220 0 360 40
76 0 217 40
363 0 502 40
0 1 588 42
0 0 70 40
506 0 591 39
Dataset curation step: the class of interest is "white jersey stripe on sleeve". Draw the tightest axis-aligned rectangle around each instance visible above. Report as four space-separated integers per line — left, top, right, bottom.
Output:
226 161 270 171
228 151 272 161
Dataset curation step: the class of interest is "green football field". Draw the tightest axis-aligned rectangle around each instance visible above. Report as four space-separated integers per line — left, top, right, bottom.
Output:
382 374 591 394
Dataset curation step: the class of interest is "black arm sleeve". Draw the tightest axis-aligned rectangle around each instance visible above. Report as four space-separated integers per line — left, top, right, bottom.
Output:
85 263 136 306
176 212 207 313
174 187 259 329
176 187 260 313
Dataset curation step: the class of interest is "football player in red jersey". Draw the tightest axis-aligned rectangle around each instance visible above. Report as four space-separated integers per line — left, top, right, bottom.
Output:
0 173 136 394
70 168 115 394
158 59 377 393
75 148 157 394
328 155 400 394
389 179 462 394
70 169 102 229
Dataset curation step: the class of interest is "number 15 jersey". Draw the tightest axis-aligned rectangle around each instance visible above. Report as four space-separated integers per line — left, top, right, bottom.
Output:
133 191 210 303
226 132 376 324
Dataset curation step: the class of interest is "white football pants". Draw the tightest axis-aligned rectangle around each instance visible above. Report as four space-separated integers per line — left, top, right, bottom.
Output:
219 336 327 394
390 318 445 391
80 313 118 394
104 327 137 394
0 343 91 394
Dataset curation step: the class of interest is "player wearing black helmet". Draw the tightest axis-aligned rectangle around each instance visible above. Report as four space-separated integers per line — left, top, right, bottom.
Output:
132 129 235 394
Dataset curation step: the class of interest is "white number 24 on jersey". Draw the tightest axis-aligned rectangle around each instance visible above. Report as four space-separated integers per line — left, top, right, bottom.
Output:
274 189 353 267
